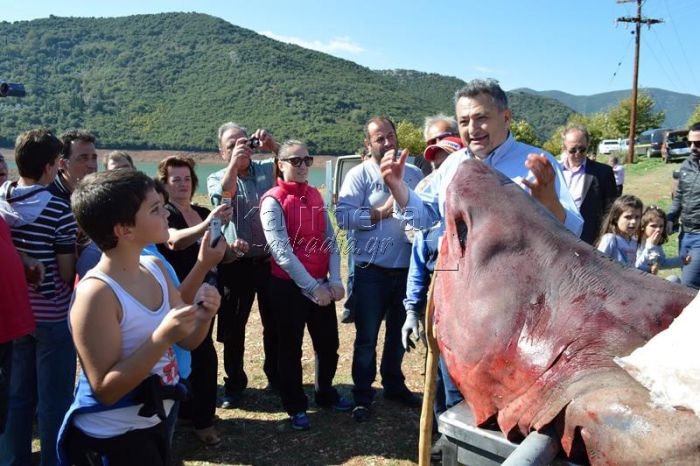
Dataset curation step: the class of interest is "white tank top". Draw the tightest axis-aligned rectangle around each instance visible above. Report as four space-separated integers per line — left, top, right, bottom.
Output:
74 255 179 438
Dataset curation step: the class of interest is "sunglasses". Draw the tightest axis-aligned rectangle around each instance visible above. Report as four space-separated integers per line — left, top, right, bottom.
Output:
689 141 700 148
426 132 456 146
280 156 313 167
567 146 587 155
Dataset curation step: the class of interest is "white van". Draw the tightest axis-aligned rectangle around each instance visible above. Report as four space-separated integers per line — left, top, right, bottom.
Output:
598 139 621 155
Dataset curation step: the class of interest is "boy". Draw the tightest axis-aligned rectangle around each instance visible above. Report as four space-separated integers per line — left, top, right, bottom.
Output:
0 129 77 466
59 170 221 465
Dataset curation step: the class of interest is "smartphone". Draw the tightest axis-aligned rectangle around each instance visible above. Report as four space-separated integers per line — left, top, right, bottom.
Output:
209 217 222 247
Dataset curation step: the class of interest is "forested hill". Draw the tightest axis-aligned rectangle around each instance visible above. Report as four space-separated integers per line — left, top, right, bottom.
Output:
0 13 572 153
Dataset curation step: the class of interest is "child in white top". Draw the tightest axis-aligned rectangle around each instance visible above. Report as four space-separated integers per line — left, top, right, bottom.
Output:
611 156 625 196
61 170 221 466
635 206 690 277
597 194 643 266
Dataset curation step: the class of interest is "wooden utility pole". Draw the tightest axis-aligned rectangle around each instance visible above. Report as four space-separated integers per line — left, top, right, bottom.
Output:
617 0 662 164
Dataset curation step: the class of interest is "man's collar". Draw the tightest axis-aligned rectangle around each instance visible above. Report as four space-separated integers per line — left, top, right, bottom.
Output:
54 171 72 194
562 156 586 172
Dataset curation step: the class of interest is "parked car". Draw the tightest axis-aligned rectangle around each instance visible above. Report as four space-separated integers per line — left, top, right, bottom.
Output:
661 129 691 163
618 138 646 158
637 128 667 158
330 152 416 204
598 139 621 155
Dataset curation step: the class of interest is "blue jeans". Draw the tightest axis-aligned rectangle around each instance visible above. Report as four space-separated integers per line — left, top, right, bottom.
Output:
679 232 700 289
434 355 463 419
351 265 409 406
0 321 76 466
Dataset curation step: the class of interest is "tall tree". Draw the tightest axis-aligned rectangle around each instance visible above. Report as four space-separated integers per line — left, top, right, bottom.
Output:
396 120 425 156
687 104 700 127
608 91 665 137
510 120 540 147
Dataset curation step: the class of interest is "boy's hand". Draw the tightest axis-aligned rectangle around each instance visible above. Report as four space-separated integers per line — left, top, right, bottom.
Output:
207 203 233 225
231 238 249 256
154 305 198 345
194 283 220 321
684 255 692 265
198 230 227 268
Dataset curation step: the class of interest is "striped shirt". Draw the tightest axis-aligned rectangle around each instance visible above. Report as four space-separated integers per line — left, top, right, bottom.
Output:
0 183 77 322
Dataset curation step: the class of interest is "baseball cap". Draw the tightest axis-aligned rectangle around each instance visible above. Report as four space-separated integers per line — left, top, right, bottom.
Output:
423 136 463 161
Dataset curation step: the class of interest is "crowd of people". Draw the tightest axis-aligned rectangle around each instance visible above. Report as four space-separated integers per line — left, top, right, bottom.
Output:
0 78 699 465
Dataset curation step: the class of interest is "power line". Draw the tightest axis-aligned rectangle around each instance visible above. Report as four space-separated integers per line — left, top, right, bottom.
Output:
616 0 663 163
610 34 634 84
642 30 682 92
663 0 700 94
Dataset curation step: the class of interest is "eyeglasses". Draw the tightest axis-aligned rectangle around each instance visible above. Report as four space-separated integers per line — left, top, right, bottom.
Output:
689 141 700 148
567 146 587 155
426 132 457 146
280 156 313 167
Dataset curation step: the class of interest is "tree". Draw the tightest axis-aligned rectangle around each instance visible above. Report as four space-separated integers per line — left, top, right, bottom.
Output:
510 120 540 147
396 120 425 156
543 112 616 156
687 104 700 128
607 91 665 138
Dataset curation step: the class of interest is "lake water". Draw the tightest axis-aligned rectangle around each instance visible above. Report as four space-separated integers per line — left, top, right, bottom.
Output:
4 160 329 195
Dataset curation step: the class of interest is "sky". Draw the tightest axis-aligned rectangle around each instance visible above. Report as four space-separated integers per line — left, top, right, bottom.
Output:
4 0 700 96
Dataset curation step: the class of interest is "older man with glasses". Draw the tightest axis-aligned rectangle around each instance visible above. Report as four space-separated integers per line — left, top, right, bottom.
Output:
667 122 700 288
559 124 617 245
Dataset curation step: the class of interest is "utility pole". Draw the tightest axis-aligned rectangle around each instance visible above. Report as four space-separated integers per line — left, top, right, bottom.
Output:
617 0 662 164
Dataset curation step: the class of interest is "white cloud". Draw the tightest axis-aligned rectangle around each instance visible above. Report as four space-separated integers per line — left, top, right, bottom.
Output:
260 31 364 55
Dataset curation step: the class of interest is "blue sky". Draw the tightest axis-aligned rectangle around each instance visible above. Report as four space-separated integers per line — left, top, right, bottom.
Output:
5 0 700 96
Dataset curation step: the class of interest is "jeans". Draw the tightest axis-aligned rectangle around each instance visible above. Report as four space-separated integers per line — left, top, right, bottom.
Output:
269 277 341 415
434 355 463 419
217 259 278 395
0 320 76 466
679 232 700 289
0 343 11 435
351 265 409 406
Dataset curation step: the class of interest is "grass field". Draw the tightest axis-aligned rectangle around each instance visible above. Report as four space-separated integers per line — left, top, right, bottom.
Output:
28 154 687 465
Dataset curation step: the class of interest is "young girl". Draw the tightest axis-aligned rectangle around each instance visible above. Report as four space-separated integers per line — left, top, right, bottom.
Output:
596 194 643 266
635 206 690 277
610 156 624 196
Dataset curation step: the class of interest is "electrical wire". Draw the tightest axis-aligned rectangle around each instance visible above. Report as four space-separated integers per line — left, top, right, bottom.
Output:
663 0 700 93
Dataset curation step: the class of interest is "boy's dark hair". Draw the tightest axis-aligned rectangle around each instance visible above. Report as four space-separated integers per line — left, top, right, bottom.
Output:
60 130 96 160
596 194 644 246
14 129 63 180
690 122 700 132
641 206 669 245
153 178 170 204
72 170 155 250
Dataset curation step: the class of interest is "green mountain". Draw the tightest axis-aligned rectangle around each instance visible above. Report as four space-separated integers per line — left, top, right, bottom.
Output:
0 13 572 153
515 87 700 129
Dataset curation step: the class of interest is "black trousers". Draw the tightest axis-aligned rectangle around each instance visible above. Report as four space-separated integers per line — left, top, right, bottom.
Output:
217 258 278 395
178 319 217 429
65 422 169 466
269 276 341 415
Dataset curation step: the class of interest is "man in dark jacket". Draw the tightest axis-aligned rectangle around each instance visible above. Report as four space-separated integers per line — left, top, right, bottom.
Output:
559 124 617 245
667 122 700 288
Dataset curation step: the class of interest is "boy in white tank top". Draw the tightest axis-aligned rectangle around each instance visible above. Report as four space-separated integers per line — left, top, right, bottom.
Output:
59 170 221 466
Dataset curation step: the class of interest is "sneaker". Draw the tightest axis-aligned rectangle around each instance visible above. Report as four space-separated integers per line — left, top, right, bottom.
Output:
290 412 311 431
220 393 242 410
332 397 353 412
341 307 355 324
352 405 371 423
384 389 422 408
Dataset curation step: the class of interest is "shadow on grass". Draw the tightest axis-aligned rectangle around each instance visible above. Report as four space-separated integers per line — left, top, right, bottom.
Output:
174 383 421 465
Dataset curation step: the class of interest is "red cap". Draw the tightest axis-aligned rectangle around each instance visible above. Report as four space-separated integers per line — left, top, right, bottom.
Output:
423 136 463 161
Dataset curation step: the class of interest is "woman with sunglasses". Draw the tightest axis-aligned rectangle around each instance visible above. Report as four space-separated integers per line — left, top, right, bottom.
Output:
260 140 352 431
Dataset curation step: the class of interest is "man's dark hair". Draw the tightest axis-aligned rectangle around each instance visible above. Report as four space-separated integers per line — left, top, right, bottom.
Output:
689 122 700 132
363 116 397 143
454 78 509 112
72 170 156 250
14 129 63 180
60 130 96 160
